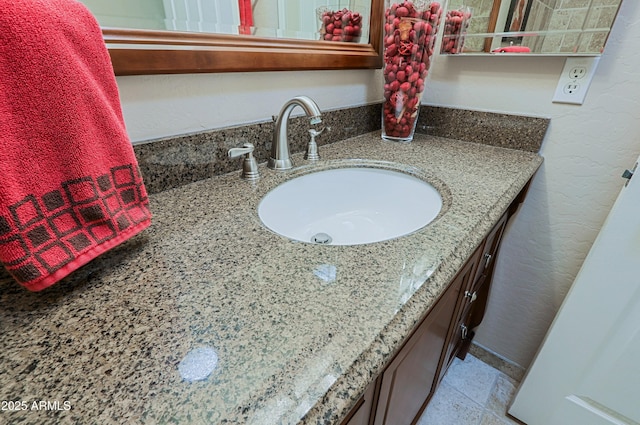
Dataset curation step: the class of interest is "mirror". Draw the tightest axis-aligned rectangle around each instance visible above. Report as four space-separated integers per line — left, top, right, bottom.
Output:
80 0 383 75
442 0 623 55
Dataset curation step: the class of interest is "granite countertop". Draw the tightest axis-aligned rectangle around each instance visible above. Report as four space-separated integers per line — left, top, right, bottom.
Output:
0 131 542 424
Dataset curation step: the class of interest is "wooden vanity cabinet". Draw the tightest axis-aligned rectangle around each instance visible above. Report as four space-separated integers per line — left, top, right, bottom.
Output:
434 243 484 388
340 213 509 425
446 212 509 368
340 184 530 425
340 378 378 425
372 255 474 425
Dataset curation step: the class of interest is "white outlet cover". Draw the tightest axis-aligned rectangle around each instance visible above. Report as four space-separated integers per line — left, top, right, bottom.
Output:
553 57 600 105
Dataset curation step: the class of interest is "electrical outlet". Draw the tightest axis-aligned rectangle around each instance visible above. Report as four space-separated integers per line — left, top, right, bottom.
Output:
564 83 580 95
552 57 600 105
569 66 587 79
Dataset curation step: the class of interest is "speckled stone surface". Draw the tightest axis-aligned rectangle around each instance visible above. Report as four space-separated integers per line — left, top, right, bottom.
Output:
133 104 547 195
134 104 382 194
0 132 542 425
416 106 549 153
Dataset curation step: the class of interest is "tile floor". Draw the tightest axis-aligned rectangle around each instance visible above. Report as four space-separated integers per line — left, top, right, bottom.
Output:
417 354 525 425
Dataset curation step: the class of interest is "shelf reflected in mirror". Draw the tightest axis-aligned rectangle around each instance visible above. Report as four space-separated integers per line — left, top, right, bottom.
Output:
441 0 623 56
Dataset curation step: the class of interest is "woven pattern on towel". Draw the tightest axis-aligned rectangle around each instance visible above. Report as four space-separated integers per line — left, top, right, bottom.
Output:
0 0 152 291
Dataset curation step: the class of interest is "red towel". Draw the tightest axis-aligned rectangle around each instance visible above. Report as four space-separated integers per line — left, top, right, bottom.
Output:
0 0 151 291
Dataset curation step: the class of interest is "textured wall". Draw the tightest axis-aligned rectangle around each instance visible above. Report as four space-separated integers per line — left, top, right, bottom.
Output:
427 0 640 367
116 69 384 143
114 0 640 368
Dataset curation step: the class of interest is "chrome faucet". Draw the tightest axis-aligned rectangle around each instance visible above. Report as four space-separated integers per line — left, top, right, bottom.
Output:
268 96 322 170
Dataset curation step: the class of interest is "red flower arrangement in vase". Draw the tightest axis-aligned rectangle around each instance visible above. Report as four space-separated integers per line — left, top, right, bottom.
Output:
382 1 442 142
441 6 472 54
318 7 363 42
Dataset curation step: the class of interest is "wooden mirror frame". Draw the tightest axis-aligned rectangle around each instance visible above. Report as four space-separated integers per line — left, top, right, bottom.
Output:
104 0 383 76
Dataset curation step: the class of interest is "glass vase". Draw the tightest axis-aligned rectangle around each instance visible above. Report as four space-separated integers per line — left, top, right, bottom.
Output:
317 7 363 43
441 6 472 54
382 1 443 142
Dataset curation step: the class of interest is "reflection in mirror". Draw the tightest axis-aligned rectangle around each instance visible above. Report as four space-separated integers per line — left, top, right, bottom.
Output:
81 0 370 44
80 0 383 75
443 0 623 55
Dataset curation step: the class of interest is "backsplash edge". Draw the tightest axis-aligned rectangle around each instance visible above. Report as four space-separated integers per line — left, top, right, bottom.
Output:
134 104 548 194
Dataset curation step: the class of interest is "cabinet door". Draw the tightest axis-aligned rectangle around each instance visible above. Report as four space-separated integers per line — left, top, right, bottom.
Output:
435 248 482 386
341 379 378 425
373 273 464 425
467 212 508 329
456 212 509 359
471 212 508 290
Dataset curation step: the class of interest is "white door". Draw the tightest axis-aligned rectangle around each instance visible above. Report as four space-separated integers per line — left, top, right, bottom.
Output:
509 156 640 425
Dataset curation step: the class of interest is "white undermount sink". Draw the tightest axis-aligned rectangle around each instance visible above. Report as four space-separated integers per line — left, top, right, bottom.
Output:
258 166 443 245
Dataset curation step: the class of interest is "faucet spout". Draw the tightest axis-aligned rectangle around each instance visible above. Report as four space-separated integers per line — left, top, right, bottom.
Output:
269 96 322 170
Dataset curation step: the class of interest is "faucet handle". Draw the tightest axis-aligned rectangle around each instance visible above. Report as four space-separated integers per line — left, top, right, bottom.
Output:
228 143 259 181
228 142 254 158
308 127 325 138
304 127 324 162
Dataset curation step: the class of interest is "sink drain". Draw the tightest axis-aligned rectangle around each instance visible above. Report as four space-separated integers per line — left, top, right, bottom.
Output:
311 232 332 244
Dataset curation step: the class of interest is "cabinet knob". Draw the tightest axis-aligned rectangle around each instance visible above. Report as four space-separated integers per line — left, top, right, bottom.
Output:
483 253 492 269
460 324 468 340
464 291 477 303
